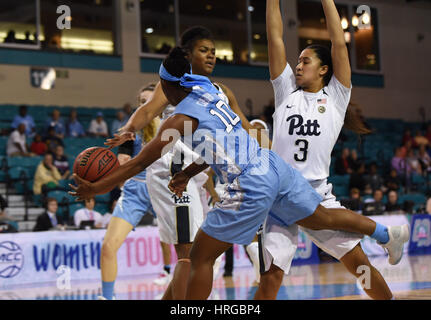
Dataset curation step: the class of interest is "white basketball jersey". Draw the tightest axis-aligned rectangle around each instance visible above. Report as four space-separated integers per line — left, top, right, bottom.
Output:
271 64 352 181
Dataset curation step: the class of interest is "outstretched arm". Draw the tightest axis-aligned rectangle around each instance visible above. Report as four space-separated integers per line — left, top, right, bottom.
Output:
71 114 198 200
218 83 272 149
321 0 351 87
105 82 169 148
267 0 288 80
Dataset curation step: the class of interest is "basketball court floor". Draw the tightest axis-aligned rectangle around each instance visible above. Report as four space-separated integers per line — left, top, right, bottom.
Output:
1 253 430 300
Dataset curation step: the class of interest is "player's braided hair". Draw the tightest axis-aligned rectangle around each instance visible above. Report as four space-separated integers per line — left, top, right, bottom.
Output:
180 26 214 54
162 47 191 78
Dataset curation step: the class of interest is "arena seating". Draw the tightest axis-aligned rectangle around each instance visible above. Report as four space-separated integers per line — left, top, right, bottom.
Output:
0 104 430 231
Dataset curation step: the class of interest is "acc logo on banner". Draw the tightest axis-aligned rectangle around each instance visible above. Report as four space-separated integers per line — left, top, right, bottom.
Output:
0 241 24 278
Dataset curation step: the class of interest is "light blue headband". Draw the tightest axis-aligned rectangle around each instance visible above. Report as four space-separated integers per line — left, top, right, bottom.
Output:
159 63 219 95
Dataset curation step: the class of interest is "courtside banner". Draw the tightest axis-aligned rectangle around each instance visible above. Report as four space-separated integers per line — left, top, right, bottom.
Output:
0 226 255 286
408 214 431 255
360 214 410 257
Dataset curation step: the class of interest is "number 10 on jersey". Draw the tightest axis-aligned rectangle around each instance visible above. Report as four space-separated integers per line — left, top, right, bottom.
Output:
210 100 240 133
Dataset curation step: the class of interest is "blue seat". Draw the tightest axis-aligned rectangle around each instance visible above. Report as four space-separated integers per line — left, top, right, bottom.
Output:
14 156 42 168
328 174 350 185
8 166 31 180
95 193 111 203
95 203 109 215
399 193 427 206
47 190 70 204
69 202 84 218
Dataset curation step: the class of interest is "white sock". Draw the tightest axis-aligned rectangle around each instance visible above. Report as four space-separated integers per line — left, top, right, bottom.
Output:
246 242 260 283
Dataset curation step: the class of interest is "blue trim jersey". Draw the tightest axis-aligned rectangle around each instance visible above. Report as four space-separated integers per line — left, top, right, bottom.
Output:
173 86 260 185
172 82 323 244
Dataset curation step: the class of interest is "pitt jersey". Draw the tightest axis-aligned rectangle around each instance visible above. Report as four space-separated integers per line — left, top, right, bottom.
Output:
270 63 352 181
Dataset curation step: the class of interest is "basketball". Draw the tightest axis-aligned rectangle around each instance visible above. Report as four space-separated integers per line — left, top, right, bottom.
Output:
73 147 120 182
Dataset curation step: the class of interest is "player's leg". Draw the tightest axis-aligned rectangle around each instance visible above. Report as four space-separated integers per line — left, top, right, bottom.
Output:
162 242 193 300
339 244 393 299
100 216 133 299
186 229 232 299
159 241 172 280
245 235 260 283
254 263 283 300
296 205 409 264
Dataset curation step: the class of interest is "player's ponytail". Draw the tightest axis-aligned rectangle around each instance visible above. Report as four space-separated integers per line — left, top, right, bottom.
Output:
343 101 372 135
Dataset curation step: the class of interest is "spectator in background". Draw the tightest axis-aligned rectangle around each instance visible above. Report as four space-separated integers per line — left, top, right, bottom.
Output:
349 162 366 193
52 145 70 180
30 133 47 156
0 194 18 232
400 139 412 158
413 129 429 148
66 109 85 138
406 148 422 175
4 30 16 43
88 112 108 137
418 144 431 174
33 153 62 195
341 188 363 212
402 128 414 146
335 148 352 175
385 190 403 214
425 124 431 144
385 169 402 192
111 110 127 136
7 123 34 157
73 197 103 229
33 198 64 231
122 103 134 120
364 162 385 193
43 126 64 154
348 149 361 172
260 101 275 139
363 184 374 198
426 197 431 215
363 189 386 216
11 105 35 137
45 109 65 139
391 147 412 180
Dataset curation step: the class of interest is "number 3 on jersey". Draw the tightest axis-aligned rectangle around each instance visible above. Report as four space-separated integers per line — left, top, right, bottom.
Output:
210 100 240 133
294 139 308 162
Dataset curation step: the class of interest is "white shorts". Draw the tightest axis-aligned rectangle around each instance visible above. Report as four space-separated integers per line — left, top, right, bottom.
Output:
146 141 204 245
260 179 363 274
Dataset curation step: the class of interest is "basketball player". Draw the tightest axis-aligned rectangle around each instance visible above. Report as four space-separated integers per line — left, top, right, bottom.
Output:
104 26 266 298
98 84 160 300
70 47 409 300
253 0 395 300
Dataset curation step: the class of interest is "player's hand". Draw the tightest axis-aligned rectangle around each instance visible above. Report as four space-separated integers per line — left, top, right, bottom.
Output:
210 194 221 206
168 172 189 197
104 131 135 149
68 174 96 201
